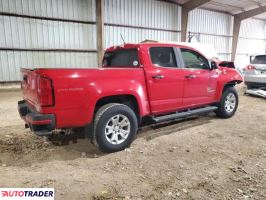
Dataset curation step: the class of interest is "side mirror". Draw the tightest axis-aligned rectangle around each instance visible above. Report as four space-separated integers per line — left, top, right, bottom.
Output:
210 61 218 70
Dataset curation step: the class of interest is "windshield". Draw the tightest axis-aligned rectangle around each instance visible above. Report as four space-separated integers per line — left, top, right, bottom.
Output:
103 48 139 67
251 55 266 64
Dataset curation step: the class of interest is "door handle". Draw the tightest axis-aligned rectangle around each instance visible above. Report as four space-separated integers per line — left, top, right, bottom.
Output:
152 74 165 79
185 74 196 79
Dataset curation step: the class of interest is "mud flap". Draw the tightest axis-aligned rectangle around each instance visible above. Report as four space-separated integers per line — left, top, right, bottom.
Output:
79 124 94 144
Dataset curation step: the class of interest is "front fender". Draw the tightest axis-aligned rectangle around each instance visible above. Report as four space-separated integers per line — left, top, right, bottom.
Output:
215 68 243 101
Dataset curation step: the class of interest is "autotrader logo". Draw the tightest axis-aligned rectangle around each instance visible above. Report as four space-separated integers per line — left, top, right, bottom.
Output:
0 188 54 200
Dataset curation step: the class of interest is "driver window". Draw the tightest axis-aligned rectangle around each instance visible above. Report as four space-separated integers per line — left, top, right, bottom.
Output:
180 49 209 70
150 47 177 68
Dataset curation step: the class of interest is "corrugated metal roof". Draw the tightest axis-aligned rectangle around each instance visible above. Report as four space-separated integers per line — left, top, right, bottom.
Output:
164 0 266 19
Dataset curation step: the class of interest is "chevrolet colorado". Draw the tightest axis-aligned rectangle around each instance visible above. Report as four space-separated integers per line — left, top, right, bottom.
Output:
18 42 243 152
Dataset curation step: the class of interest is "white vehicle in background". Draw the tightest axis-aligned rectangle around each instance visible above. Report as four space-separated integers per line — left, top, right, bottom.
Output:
244 55 266 89
244 55 266 98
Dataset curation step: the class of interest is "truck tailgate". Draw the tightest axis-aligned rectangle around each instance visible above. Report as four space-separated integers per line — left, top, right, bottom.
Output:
21 68 39 107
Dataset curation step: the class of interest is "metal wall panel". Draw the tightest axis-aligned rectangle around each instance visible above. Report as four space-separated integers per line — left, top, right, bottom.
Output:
105 26 181 48
189 9 266 68
235 18 266 68
105 0 179 29
0 51 98 81
0 0 97 82
237 38 265 55
0 0 96 21
239 18 265 39
0 16 97 49
189 9 232 36
199 34 231 60
188 9 232 60
104 0 180 48
237 18 266 56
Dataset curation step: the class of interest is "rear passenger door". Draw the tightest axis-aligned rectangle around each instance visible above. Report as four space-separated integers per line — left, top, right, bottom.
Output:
179 48 217 107
145 46 186 114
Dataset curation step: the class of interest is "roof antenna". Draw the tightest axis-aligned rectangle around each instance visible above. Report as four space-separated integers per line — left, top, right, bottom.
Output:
120 33 126 44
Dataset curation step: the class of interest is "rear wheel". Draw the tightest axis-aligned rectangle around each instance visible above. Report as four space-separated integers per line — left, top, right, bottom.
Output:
215 87 238 118
93 103 138 153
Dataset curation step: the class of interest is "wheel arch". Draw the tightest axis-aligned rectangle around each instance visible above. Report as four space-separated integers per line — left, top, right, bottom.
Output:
216 80 240 101
94 94 141 124
223 80 240 91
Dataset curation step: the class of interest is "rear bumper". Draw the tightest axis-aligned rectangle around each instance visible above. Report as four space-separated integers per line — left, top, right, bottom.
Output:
245 81 266 89
244 74 266 84
18 100 55 135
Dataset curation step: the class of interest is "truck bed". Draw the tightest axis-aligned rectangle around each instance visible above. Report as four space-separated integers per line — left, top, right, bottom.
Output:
20 67 149 128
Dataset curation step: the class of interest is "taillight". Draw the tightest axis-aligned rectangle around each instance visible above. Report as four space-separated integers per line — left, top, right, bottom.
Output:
244 65 256 71
37 76 54 106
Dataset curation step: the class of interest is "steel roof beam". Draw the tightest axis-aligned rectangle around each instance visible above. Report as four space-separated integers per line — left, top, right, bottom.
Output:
96 0 104 66
235 5 266 20
182 0 212 11
231 17 241 62
181 0 211 42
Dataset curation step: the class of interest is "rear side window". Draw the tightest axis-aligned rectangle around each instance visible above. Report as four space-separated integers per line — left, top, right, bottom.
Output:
103 48 139 67
180 48 209 70
150 47 177 68
251 55 266 64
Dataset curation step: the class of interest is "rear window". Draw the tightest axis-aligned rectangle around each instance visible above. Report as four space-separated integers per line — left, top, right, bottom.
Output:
251 55 266 64
149 47 177 68
103 48 139 67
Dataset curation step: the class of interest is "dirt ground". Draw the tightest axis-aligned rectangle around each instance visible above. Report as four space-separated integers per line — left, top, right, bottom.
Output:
0 86 265 200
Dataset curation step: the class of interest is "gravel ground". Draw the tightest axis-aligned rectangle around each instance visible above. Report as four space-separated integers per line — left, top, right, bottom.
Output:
0 85 265 200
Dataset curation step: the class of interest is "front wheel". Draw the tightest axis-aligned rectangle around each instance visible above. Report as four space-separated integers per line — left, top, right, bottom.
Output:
93 103 138 153
215 87 238 118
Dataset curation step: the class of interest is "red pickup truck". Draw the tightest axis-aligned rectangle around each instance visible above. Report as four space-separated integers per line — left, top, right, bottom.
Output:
18 42 243 152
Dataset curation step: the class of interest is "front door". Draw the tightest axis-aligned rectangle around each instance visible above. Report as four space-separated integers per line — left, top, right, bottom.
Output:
179 48 217 107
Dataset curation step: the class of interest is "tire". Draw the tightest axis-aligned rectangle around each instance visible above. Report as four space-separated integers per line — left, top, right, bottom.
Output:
215 86 238 118
92 103 138 153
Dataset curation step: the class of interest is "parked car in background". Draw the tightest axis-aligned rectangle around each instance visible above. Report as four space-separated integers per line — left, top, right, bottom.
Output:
244 55 266 89
18 42 243 153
